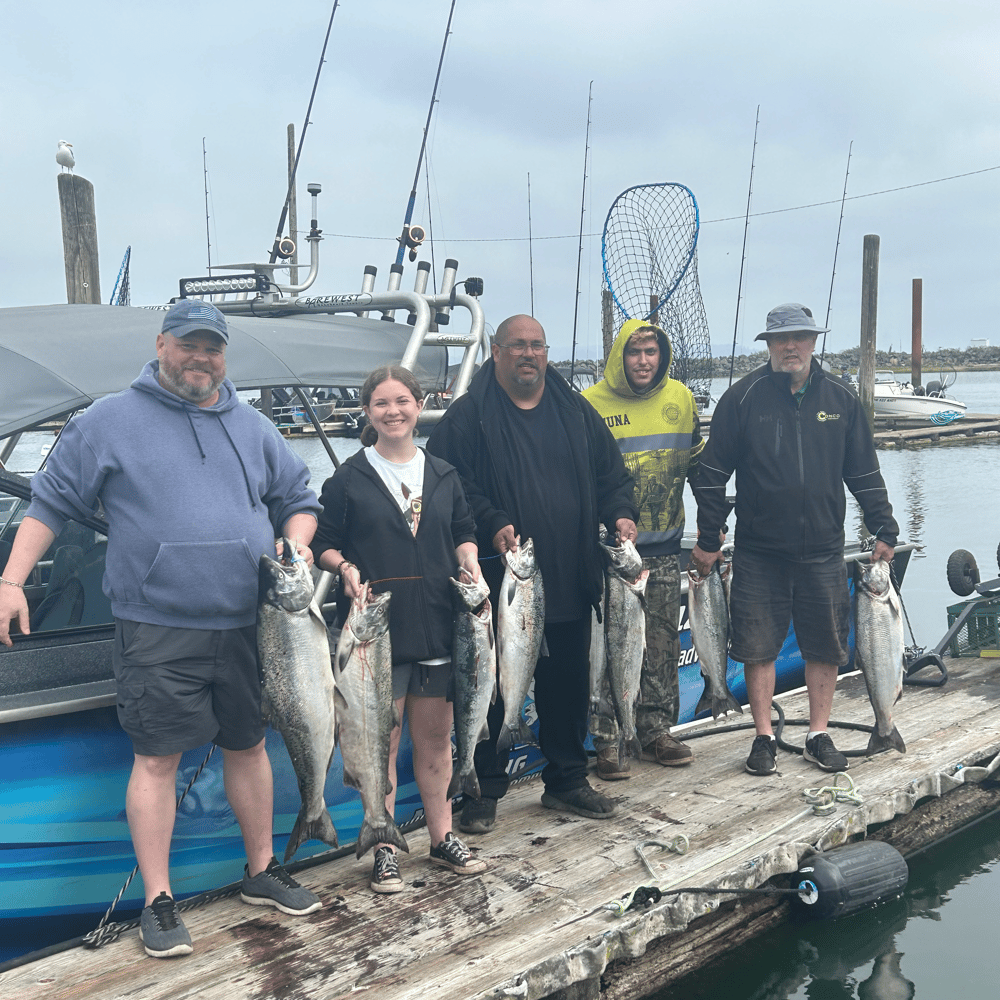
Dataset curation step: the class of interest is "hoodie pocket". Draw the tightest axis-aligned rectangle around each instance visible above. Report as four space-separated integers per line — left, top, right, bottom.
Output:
142 539 260 618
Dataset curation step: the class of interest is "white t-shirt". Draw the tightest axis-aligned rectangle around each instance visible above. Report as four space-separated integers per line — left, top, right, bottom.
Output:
365 446 425 536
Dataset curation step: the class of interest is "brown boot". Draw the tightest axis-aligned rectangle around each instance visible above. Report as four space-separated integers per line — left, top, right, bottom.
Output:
596 746 631 781
641 732 693 766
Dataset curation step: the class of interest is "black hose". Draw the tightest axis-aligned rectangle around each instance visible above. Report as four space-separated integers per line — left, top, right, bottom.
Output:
675 700 878 758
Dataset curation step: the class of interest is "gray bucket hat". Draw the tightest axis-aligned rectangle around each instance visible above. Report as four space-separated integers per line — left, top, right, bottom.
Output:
755 302 828 342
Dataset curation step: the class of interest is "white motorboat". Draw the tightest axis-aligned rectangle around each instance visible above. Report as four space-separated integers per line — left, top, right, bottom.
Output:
835 369 968 421
872 370 967 420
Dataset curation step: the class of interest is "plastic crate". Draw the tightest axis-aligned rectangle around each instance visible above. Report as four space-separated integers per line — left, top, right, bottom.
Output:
947 598 1000 657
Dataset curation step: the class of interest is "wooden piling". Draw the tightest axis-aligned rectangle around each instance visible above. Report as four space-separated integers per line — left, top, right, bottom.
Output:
58 174 101 304
601 288 614 361
858 235 879 430
912 278 923 387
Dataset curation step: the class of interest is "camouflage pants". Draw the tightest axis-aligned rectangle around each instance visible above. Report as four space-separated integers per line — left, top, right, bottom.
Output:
591 553 680 750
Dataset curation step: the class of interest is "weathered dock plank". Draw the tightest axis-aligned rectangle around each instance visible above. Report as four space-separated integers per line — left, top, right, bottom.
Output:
5 654 1000 1000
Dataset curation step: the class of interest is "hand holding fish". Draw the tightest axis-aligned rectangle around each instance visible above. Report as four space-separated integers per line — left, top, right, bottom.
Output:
340 562 362 599
493 524 518 557
615 518 638 544
276 537 314 567
689 542 725 578
455 541 481 583
872 539 895 563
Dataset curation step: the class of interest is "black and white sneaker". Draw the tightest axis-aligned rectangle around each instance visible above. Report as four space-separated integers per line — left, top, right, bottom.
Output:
139 892 193 958
804 732 849 772
745 735 778 775
371 846 404 893
429 832 487 875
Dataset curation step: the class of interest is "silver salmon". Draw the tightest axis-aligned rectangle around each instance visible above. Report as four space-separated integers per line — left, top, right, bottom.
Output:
448 572 496 799
257 542 339 862
496 538 545 755
688 560 743 720
855 559 906 755
601 539 647 760
333 583 409 858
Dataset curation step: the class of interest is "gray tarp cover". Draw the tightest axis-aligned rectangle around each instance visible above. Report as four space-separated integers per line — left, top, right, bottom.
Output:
0 304 448 438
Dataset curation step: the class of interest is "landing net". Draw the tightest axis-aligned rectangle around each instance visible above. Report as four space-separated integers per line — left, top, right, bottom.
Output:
601 183 712 400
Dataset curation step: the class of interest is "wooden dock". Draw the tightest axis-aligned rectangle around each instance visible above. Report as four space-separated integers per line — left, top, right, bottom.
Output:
699 412 1000 449
5 654 1000 1000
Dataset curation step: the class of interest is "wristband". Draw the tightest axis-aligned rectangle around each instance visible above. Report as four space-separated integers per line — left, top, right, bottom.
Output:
0 577 24 589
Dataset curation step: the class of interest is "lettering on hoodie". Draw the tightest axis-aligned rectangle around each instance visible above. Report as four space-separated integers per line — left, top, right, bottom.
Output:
603 413 632 428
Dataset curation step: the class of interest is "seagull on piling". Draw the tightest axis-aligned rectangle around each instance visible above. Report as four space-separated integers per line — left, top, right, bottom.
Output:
56 140 75 173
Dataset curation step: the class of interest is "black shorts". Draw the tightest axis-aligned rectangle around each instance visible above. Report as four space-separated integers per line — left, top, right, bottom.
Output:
112 619 265 757
391 659 452 700
729 548 851 667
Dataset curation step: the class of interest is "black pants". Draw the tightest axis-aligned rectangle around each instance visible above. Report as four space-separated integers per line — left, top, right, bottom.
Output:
473 617 591 799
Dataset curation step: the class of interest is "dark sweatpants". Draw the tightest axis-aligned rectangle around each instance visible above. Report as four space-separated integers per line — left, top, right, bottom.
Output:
473 617 592 799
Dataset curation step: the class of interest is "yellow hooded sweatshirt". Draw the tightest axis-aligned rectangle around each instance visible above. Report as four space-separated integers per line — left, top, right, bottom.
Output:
582 318 704 555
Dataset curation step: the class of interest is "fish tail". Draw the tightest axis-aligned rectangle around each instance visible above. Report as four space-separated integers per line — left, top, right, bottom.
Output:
449 765 482 801
866 726 906 756
283 807 339 863
715 690 744 719
695 688 713 719
518 718 539 748
496 726 514 755
625 734 643 759
356 814 410 859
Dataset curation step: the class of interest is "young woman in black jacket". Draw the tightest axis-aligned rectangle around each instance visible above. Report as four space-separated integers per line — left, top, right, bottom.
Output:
312 366 486 894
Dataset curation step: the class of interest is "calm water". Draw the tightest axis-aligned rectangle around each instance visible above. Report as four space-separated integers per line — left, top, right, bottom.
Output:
4 371 999 989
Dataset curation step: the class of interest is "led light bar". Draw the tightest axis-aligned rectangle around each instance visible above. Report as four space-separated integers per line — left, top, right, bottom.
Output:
179 274 269 297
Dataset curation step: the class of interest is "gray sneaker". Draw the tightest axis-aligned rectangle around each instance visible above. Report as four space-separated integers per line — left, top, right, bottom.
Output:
241 857 322 915
139 892 193 958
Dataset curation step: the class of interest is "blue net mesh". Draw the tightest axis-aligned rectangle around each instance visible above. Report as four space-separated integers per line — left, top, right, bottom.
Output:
601 183 712 400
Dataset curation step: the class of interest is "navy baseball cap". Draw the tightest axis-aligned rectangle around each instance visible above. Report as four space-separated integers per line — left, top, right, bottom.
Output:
161 299 229 343
755 303 828 342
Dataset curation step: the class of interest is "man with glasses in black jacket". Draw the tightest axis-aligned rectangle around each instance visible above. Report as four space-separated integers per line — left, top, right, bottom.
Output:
427 314 638 833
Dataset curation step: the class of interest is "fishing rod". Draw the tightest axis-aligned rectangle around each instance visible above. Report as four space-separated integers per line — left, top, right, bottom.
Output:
202 138 212 270
820 141 853 366
395 0 458 266
728 106 759 387
268 0 341 264
569 82 594 388
527 172 535 317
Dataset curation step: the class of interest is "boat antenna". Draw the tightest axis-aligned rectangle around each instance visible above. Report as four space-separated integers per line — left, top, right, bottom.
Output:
202 137 212 271
527 172 535 317
268 0 341 264
569 81 594 388
395 0 458 266
820 141 853 366
728 106 759 387
424 157 438 292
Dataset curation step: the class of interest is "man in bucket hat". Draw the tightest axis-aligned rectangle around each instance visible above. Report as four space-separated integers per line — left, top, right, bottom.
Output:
689 303 898 776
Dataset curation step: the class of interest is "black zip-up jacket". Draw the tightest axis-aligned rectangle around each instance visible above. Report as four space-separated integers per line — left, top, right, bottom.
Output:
692 360 898 562
425 359 638 611
311 448 476 665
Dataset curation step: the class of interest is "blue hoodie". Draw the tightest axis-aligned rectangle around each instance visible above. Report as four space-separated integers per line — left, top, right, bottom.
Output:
28 361 321 629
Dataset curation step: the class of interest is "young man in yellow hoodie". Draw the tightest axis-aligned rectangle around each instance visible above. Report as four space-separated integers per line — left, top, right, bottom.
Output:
582 319 704 779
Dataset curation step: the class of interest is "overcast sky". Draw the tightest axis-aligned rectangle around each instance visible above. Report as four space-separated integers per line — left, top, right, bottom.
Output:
3 0 998 363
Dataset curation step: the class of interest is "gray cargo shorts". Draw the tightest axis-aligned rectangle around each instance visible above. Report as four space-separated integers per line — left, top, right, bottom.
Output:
112 619 265 756
729 548 851 667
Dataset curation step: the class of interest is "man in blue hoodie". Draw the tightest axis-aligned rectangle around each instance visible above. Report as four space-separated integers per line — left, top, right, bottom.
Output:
0 300 324 957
